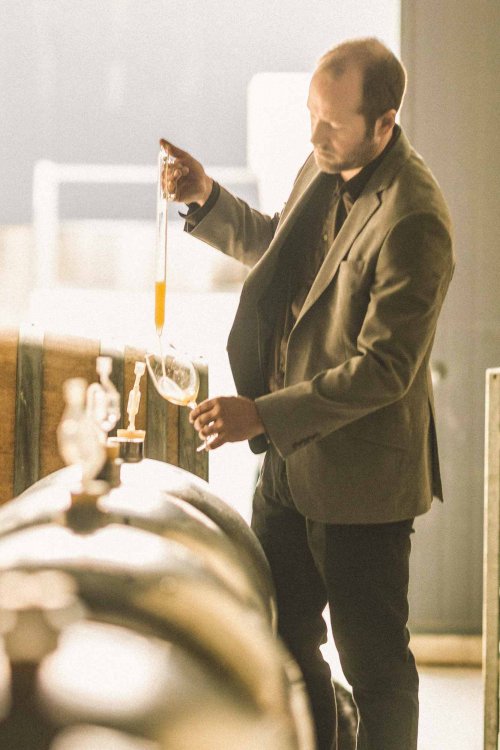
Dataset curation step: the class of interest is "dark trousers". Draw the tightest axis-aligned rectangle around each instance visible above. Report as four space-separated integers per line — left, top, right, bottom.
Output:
251 447 419 750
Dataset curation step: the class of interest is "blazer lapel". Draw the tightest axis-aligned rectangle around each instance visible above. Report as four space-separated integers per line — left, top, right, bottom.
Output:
295 189 381 324
227 155 322 395
242 155 322 303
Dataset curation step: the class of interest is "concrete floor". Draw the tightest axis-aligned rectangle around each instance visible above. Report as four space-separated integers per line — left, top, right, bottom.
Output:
418 667 482 750
322 635 483 749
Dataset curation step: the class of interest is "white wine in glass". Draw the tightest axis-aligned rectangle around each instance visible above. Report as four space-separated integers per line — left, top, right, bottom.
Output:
145 351 208 450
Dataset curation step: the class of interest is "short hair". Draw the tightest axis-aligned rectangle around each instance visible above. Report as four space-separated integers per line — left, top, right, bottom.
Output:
318 38 407 134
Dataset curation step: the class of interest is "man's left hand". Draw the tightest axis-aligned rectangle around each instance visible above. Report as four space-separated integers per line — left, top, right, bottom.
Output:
189 396 266 451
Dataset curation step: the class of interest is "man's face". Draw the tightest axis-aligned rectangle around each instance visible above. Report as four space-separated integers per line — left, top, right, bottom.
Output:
307 65 381 177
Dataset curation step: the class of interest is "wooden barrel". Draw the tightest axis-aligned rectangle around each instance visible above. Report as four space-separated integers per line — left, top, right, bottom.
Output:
0 326 208 503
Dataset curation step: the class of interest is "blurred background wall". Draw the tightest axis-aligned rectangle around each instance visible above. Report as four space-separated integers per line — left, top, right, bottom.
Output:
400 0 500 640
0 0 399 224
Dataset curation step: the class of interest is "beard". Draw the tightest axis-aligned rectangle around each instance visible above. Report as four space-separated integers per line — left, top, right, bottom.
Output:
314 135 380 174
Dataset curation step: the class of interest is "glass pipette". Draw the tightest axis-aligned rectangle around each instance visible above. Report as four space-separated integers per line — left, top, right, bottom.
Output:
155 145 174 377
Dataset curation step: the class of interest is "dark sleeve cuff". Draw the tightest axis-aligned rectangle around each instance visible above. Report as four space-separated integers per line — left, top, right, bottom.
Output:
181 182 221 231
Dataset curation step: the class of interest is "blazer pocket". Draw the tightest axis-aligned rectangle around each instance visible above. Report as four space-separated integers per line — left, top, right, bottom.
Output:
337 259 368 295
341 402 410 451
338 258 366 273
337 259 370 358
339 258 365 278
346 428 409 452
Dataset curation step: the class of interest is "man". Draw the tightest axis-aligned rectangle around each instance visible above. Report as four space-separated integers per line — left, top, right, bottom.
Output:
161 37 454 750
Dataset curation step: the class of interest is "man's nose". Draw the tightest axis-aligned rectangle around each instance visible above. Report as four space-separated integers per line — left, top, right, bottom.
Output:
310 119 328 147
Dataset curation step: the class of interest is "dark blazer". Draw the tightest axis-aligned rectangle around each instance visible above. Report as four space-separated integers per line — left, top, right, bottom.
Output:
190 129 454 524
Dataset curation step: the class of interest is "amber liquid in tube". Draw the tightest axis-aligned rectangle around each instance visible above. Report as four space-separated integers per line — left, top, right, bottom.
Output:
155 147 168 339
155 280 166 335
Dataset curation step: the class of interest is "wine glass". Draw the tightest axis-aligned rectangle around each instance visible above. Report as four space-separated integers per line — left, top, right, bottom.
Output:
145 349 208 451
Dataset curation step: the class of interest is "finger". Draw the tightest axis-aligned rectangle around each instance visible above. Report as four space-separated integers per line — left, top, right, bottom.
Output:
166 167 189 193
194 411 218 432
200 419 223 438
166 162 189 177
166 177 180 196
204 434 226 451
190 400 216 422
165 163 187 185
165 164 180 180
169 165 189 178
160 139 188 158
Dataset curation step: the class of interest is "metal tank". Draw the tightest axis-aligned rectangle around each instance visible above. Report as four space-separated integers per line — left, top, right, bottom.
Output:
0 459 276 629
0 463 315 749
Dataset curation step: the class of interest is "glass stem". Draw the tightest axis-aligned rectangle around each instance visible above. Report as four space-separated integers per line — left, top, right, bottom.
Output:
158 335 167 379
188 402 208 451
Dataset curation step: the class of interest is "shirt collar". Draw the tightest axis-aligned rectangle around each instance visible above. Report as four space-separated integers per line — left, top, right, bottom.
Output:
340 124 401 202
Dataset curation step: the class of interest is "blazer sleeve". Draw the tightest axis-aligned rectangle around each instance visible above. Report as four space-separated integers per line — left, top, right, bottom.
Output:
187 185 281 269
186 153 315 268
254 211 454 458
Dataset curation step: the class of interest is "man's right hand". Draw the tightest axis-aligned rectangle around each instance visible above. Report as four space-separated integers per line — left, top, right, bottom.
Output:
159 139 213 207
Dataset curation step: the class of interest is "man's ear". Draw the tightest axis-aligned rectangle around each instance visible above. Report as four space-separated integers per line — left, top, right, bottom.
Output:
377 109 397 137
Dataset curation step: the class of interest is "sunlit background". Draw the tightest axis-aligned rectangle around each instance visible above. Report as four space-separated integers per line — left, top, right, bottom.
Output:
2 3 499 746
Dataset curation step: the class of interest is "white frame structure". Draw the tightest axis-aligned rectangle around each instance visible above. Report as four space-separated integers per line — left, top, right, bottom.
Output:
484 368 500 750
32 159 255 289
